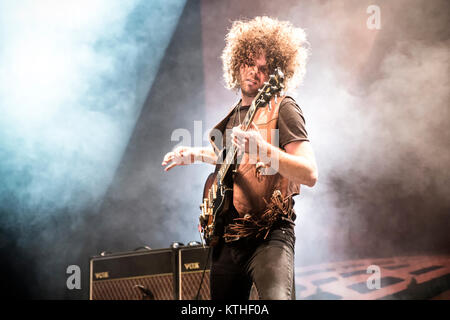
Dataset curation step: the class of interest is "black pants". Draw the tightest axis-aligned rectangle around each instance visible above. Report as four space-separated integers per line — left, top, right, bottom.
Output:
210 223 296 300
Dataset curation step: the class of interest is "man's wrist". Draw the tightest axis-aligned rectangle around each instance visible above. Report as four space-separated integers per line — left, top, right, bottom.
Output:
191 147 205 163
191 147 199 163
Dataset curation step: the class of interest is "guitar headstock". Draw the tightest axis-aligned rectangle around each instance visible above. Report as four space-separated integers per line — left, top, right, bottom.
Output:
256 68 285 106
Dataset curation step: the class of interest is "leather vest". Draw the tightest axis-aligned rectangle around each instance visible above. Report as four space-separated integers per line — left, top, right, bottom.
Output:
208 96 301 219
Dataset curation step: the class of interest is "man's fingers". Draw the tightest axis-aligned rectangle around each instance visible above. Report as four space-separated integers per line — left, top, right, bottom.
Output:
164 162 177 171
163 147 198 170
232 134 245 149
232 139 242 156
162 152 174 164
232 127 250 140
232 126 243 135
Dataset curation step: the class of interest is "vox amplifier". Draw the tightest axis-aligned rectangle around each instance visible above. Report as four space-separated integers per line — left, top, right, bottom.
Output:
89 248 175 300
90 244 259 300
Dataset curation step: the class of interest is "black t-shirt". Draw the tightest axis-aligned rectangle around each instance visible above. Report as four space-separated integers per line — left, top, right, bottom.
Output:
222 96 309 150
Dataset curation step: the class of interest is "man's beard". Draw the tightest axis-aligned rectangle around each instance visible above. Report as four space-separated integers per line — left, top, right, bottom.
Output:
240 83 259 99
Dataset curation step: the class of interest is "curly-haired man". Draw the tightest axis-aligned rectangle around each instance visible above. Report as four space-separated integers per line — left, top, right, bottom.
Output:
162 16 318 300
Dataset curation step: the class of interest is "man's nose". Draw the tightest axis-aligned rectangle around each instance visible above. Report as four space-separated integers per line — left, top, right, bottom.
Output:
248 65 259 77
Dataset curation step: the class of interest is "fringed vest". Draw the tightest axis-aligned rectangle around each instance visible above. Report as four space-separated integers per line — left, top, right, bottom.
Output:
208 96 300 240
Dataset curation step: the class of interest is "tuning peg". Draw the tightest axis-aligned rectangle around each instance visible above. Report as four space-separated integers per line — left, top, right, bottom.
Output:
199 203 205 217
276 68 284 79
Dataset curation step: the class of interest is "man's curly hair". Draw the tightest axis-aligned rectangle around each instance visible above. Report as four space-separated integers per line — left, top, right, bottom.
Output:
221 16 309 91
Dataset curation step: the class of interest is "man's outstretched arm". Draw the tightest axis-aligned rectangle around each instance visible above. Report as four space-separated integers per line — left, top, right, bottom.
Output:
162 146 217 171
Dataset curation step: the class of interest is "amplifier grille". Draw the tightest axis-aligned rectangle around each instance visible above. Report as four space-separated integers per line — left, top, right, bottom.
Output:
90 245 259 300
92 274 174 300
180 271 259 300
180 270 211 300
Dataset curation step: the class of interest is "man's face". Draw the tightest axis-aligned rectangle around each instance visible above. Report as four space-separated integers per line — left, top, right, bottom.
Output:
239 54 269 98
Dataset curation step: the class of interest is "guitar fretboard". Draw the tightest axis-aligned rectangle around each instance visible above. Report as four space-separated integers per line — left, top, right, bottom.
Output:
217 93 271 184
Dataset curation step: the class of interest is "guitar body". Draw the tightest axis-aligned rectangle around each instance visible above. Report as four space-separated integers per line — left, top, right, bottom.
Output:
199 149 234 246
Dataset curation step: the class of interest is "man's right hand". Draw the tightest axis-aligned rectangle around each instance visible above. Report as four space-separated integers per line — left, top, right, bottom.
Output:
161 146 197 171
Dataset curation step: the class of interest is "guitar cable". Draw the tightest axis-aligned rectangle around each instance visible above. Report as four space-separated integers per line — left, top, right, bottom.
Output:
195 245 212 300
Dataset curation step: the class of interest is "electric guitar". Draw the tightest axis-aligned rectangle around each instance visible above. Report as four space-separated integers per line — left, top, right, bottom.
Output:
199 68 285 246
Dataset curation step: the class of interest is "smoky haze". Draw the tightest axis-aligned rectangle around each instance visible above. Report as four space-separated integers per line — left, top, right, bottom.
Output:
0 0 187 298
0 0 448 299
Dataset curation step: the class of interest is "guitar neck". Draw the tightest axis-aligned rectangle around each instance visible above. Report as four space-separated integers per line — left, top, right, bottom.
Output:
217 93 270 184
